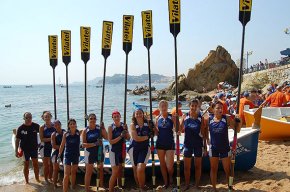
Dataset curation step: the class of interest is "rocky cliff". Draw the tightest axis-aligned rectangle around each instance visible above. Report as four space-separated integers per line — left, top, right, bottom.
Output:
168 46 239 93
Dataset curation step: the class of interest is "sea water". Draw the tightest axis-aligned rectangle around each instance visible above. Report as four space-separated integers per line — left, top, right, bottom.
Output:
0 83 171 185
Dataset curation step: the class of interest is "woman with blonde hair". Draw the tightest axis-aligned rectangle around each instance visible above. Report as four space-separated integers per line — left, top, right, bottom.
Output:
155 100 178 188
39 111 55 183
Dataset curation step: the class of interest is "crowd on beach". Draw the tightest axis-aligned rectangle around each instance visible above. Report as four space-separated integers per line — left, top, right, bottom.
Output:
14 81 290 192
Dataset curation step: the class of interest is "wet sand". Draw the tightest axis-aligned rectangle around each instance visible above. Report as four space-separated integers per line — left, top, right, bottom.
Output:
1 140 289 192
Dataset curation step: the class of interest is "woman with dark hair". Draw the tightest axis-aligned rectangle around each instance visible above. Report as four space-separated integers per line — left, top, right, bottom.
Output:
155 100 178 188
128 108 152 191
58 119 80 192
204 101 241 191
81 113 108 191
51 120 65 189
180 99 205 190
108 110 130 192
39 111 55 183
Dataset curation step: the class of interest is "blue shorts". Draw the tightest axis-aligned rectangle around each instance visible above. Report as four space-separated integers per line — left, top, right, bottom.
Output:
44 146 52 158
64 154 79 165
84 149 104 164
209 147 231 159
128 146 150 166
183 146 202 158
22 150 38 161
51 150 63 163
156 141 175 151
109 150 123 166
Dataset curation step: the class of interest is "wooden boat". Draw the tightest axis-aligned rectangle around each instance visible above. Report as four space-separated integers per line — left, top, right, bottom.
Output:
12 125 259 174
244 106 290 140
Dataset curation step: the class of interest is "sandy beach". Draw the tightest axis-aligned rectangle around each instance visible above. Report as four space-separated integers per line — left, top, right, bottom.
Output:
0 140 289 192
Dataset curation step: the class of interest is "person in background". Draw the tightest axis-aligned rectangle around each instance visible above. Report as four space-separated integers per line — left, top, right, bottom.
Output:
81 113 108 191
58 119 80 192
217 93 228 115
180 99 205 190
128 108 152 191
228 97 237 115
51 120 65 189
239 92 255 126
261 85 287 107
155 100 179 189
108 111 130 192
39 111 55 183
15 112 40 184
249 88 259 106
171 101 183 117
283 85 290 106
225 93 233 108
204 101 242 191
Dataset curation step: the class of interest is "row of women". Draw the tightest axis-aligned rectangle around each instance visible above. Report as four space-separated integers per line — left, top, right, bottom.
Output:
16 99 241 192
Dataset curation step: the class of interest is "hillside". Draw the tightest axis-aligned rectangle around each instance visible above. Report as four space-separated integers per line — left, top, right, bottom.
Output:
96 74 173 84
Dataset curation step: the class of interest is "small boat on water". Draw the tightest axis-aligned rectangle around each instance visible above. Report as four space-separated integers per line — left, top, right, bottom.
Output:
11 126 259 174
96 85 103 88
244 106 290 140
5 104 12 108
3 86 12 88
26 85 33 88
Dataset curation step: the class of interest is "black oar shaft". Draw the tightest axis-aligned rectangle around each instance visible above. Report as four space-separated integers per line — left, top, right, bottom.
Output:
52 68 57 120
229 24 246 192
123 54 129 125
147 48 156 188
236 25 246 112
66 65 69 121
100 58 107 123
84 62 87 127
174 36 180 191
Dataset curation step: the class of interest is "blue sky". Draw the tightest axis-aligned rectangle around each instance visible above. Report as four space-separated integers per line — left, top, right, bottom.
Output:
0 0 289 85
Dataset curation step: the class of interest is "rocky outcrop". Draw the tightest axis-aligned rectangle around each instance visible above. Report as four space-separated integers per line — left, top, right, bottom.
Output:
168 46 239 93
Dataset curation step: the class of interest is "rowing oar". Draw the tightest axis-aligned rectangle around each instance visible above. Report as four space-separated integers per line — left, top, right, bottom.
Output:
61 30 71 122
122 15 134 192
168 0 181 191
229 1 253 191
48 35 58 120
80 26 91 127
96 21 113 191
141 10 156 191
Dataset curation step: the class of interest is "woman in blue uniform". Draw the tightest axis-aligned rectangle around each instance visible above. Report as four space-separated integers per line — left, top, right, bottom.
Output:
51 120 65 189
81 113 108 191
39 111 55 183
58 118 80 192
108 110 130 192
155 100 178 188
204 101 241 191
128 108 152 191
180 99 205 190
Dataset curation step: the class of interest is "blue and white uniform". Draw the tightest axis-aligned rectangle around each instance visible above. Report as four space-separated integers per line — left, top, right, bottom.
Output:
128 121 150 166
183 112 203 158
63 130 80 165
84 125 104 164
42 124 56 157
156 114 175 150
51 129 65 163
109 123 125 166
208 115 231 158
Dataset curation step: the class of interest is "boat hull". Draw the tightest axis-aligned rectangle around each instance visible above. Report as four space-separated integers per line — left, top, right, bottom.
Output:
244 107 290 140
200 128 259 171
